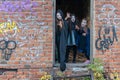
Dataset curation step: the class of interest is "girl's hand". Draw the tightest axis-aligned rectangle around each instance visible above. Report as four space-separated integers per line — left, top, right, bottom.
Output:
57 21 62 28
75 25 79 30
59 21 62 28
82 33 86 36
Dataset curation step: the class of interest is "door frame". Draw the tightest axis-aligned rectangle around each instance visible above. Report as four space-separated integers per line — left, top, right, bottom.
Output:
52 0 95 66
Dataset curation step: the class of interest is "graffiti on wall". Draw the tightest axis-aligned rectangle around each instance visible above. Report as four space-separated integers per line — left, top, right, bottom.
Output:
0 19 19 34
0 40 17 60
0 18 19 40
0 14 46 60
0 0 50 61
0 0 38 12
95 26 118 50
95 4 119 51
0 15 47 60
98 4 120 26
12 14 46 47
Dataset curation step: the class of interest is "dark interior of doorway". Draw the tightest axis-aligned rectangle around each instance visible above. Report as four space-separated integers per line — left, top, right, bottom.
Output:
56 0 90 63
56 0 90 21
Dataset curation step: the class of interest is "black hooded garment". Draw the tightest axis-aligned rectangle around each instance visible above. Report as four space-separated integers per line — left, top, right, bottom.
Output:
55 10 68 71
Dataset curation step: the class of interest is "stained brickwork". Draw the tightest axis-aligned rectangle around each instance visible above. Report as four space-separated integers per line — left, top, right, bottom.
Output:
0 0 120 80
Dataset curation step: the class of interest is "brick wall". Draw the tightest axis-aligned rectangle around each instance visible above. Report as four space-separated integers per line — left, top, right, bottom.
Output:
95 0 120 77
0 0 120 80
0 0 53 80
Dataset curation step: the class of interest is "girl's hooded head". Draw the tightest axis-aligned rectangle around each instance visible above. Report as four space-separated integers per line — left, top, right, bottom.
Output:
56 9 64 20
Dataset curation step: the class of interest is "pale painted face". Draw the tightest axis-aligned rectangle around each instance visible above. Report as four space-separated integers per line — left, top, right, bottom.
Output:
81 19 87 27
57 13 62 20
71 15 75 22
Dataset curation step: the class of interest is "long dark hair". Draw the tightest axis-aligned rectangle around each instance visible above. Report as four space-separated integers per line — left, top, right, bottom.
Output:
56 9 65 30
56 9 64 20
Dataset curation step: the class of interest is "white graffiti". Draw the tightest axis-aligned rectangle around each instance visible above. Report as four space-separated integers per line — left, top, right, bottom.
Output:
19 47 43 61
98 4 120 27
2 14 45 28
1 14 46 39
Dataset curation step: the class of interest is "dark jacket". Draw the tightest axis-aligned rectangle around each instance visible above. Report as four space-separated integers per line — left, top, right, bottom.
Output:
55 10 68 71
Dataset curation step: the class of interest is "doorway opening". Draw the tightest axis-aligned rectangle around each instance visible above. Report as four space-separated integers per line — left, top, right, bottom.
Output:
56 0 90 21
55 0 92 64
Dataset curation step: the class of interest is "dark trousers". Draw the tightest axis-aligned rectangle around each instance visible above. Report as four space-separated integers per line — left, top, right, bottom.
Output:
65 45 77 63
55 42 60 63
83 49 90 60
86 48 90 60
